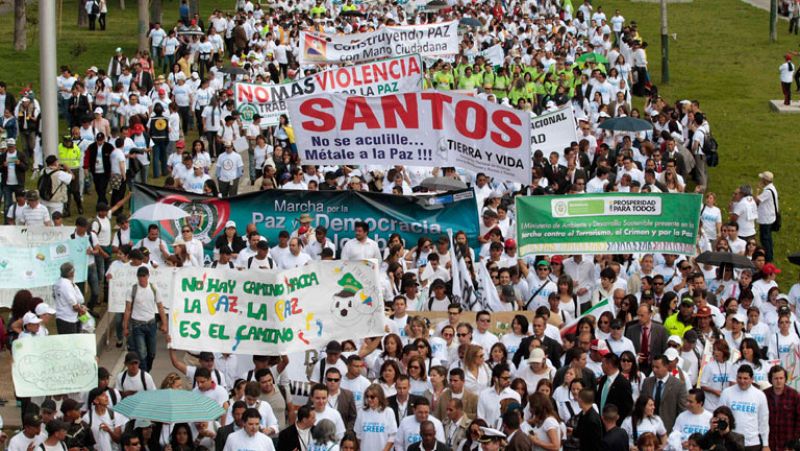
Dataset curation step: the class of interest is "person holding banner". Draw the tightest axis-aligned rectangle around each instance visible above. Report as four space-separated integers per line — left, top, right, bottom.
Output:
54 262 88 334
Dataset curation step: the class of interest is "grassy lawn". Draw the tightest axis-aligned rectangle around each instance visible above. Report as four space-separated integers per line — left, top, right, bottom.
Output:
0 0 795 283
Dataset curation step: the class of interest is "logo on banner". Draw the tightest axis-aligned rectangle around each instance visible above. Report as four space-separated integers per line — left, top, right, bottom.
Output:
236 103 259 122
157 196 232 246
305 34 327 59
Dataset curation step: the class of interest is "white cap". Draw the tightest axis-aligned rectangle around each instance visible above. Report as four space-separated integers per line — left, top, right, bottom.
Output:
527 348 546 364
667 335 682 346
172 237 187 246
732 313 747 324
191 72 200 79
88 66 98 73
664 347 680 361
35 303 56 316
5 138 15 146
23 311 42 326
94 107 104 115
225 220 237 229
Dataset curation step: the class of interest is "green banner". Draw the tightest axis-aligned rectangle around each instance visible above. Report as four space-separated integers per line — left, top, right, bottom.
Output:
131 184 479 262
516 193 703 256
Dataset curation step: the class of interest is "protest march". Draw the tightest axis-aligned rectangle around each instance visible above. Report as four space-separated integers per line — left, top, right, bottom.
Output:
0 0 797 450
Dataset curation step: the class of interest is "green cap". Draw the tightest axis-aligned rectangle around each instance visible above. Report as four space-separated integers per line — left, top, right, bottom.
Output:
337 273 363 295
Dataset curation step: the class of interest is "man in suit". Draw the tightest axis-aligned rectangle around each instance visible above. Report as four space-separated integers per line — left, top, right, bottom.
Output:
322 368 357 432
433 369 478 421
388 375 425 425
574 388 603 451
513 315 563 368
553 348 597 389
624 303 668 374
276 405 316 451
543 151 567 186
595 353 633 424
0 82 16 114
442 398 470 450
215 401 246 451
600 404 629 451
641 355 687 432
502 410 533 450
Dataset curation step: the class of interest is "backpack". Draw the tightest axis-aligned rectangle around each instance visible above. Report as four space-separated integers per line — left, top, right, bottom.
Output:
131 282 157 309
120 370 149 392
38 170 56 201
702 130 719 167
247 256 274 269
91 0 100 15
87 406 115 429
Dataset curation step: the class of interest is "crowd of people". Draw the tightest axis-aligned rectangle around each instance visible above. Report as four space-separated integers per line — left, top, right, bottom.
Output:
0 0 796 450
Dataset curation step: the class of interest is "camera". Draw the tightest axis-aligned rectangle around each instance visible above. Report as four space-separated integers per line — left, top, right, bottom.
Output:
716 419 728 431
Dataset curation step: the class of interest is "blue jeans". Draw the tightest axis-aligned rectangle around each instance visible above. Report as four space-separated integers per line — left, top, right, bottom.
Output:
130 320 157 372
87 264 100 309
759 223 774 262
3 184 21 220
152 141 169 178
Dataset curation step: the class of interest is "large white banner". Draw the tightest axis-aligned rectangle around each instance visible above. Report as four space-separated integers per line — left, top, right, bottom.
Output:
12 334 98 397
299 22 459 64
530 106 579 157
169 261 383 355
107 264 176 313
287 91 532 184
235 55 423 127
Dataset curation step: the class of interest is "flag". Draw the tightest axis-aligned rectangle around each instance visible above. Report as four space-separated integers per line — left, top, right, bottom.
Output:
476 260 505 312
559 298 612 337
448 230 476 310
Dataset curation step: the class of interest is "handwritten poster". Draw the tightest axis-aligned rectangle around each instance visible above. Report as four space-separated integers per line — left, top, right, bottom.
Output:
169 261 383 355
12 334 98 397
107 265 176 313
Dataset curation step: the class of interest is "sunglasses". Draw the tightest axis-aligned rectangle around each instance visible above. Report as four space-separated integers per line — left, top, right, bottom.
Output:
366 395 377 400
457 333 469 337
621 359 633 363
326 378 340 383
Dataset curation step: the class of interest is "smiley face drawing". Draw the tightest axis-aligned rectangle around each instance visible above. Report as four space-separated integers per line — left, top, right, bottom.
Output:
330 271 379 329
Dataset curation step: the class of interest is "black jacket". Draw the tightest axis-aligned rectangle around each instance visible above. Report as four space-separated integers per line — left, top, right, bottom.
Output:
0 150 28 187
600 426 629 451
85 141 114 175
276 424 306 451
512 334 563 368
595 374 633 425
408 441 449 451
575 408 603 451
387 394 426 425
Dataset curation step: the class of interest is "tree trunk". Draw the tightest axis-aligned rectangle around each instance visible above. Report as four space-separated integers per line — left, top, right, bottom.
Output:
119 0 125 10
13 0 26 51
189 0 199 17
138 0 149 52
77 0 88 27
151 0 163 25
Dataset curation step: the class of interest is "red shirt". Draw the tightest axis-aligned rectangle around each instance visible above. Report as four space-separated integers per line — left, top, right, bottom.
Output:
764 385 800 450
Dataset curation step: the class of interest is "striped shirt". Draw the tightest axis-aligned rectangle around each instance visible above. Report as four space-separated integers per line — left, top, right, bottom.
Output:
17 204 51 226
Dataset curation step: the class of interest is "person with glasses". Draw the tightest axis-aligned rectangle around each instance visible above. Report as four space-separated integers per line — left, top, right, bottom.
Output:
121 431 142 451
320 367 356 434
523 260 557 311
665 297 696 338
607 319 636 357
476 364 519 428
354 384 398 451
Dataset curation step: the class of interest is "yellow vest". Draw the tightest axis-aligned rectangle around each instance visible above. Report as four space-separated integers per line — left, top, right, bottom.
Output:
58 143 81 169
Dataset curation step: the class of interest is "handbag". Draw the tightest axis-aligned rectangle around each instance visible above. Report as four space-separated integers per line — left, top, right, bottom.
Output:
768 188 781 232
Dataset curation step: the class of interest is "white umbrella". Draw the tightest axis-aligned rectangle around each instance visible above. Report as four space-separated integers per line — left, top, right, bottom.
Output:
130 203 190 222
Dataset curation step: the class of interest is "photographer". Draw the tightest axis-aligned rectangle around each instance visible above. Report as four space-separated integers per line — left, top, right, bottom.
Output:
697 406 745 451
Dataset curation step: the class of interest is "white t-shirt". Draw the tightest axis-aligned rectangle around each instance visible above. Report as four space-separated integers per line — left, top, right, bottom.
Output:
700 205 722 241
669 410 712 449
6 431 45 451
216 151 244 182
278 251 312 269
222 429 275 451
354 408 398 451
116 369 157 393
314 406 346 441
394 415 445 451
83 408 127 451
127 282 162 322
621 415 666 446
532 416 561 451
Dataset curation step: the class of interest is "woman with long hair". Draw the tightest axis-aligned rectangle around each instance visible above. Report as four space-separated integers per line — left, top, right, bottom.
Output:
463 344 491 394
378 360 401 398
768 313 800 361
619 350 644 400
556 275 579 322
354 384 397 451
456 419 488 451
595 311 615 340
427 365 448 414
730 338 771 387
213 221 245 258
621 395 667 449
166 423 196 451
406 355 430 397
488 342 514 372
501 314 529 357
527 392 562 451
372 334 403 378
700 339 732 411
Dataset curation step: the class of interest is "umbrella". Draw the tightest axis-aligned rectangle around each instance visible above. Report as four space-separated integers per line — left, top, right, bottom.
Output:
112 389 225 423
788 252 800 265
420 177 468 192
459 17 482 28
423 0 449 11
220 66 248 75
695 251 754 269
339 9 365 16
576 52 609 64
597 117 653 132
130 203 190 222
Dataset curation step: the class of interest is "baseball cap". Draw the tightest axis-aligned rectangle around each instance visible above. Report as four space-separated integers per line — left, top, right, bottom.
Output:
762 263 781 275
124 352 141 364
22 414 42 428
527 347 546 364
667 335 682 346
680 298 694 307
6 138 15 146
731 313 747 324
198 352 215 361
591 339 609 356
504 238 516 249
225 220 237 229
695 306 712 318
550 255 564 265
326 341 342 354
759 171 774 182
664 347 680 361
22 311 41 326
94 107 103 115
35 303 56 316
